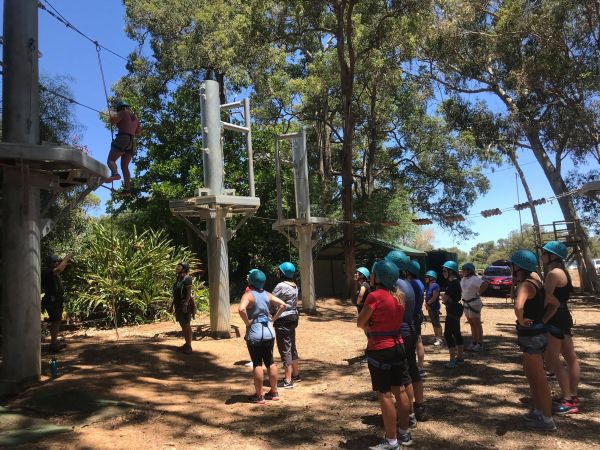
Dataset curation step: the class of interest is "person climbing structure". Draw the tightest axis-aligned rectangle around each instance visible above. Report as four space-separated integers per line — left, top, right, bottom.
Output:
106 100 141 195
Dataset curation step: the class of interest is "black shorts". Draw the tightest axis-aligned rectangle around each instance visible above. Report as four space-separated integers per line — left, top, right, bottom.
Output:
403 334 421 383
110 134 134 155
42 297 63 323
547 309 573 340
176 309 192 326
247 339 275 368
367 344 411 393
414 313 423 337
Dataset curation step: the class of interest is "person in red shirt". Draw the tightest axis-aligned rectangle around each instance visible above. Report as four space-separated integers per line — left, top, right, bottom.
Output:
358 260 413 450
106 101 142 195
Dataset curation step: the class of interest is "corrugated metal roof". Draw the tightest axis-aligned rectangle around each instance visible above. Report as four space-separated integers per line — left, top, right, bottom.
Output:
317 236 426 259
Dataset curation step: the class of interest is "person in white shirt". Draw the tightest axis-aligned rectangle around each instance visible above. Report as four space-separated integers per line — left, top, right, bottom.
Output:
460 263 488 352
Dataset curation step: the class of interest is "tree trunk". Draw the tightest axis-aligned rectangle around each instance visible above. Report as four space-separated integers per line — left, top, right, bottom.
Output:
335 0 356 298
366 80 378 197
524 126 599 293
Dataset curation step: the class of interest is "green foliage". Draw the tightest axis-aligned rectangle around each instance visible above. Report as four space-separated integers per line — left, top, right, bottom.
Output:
63 223 205 326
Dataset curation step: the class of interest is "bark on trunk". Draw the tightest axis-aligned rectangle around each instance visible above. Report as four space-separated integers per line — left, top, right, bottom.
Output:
366 81 378 197
524 126 599 293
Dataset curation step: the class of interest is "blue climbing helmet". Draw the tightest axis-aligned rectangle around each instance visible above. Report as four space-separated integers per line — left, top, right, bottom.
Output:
248 269 266 289
461 262 476 273
442 260 459 273
356 267 370 280
384 250 409 271
407 260 420 277
542 241 568 260
278 261 296 279
509 249 538 273
372 260 399 289
425 270 438 280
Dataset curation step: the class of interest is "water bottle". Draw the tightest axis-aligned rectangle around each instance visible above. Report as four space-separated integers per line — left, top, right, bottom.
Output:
50 357 58 378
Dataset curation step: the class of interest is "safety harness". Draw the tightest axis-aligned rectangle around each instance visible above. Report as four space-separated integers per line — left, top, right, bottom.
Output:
462 297 483 313
366 329 404 370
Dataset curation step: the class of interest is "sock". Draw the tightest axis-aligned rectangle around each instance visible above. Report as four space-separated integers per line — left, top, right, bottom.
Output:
386 438 398 446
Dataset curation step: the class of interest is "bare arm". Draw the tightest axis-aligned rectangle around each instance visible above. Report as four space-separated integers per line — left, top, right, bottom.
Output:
427 288 440 306
268 293 287 322
53 252 74 274
357 304 374 330
238 292 253 327
478 281 489 295
542 270 563 324
441 292 450 304
356 286 367 305
514 282 535 327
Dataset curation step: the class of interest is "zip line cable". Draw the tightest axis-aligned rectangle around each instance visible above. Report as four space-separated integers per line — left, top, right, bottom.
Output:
39 85 104 114
38 0 128 61
95 44 115 139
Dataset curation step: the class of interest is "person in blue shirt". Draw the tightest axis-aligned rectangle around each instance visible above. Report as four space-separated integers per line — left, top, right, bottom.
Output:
407 260 426 378
424 271 443 346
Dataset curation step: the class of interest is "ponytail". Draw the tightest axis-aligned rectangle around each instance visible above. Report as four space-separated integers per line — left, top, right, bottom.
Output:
391 287 405 307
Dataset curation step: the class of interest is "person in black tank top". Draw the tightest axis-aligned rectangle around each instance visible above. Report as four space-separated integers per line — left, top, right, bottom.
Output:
510 249 557 431
541 241 581 414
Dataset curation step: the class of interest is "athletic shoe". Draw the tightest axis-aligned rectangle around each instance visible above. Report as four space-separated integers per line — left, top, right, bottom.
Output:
456 358 465 365
525 416 557 432
398 431 413 446
277 380 294 389
249 394 266 404
523 409 542 422
571 396 581 406
418 368 426 377
264 390 279 401
292 374 302 383
466 343 475 351
433 339 442 347
408 413 417 428
368 440 399 450
445 359 458 369
414 405 428 422
471 344 482 352
553 399 579 415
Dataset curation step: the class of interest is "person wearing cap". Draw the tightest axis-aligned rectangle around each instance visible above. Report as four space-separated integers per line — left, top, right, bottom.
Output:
272 262 302 389
106 100 142 195
441 260 464 368
541 241 581 414
424 270 443 346
460 262 488 352
239 269 287 404
354 266 371 313
406 260 426 378
41 253 73 352
510 249 557 431
358 260 412 449
170 262 195 354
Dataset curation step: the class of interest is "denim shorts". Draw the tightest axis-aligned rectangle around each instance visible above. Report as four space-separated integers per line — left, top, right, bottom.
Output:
517 333 547 355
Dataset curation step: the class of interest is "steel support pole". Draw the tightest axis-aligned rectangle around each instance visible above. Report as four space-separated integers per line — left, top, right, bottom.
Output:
1 0 41 383
243 98 255 198
201 80 230 337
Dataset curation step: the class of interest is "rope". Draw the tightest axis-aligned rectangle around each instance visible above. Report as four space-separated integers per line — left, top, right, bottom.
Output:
108 180 119 339
95 44 114 140
39 85 104 114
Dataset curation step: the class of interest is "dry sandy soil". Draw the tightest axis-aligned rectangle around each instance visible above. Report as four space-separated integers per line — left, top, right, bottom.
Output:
2 293 600 449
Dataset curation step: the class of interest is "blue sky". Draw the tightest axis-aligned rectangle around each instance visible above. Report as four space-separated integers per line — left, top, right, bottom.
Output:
2 1 595 252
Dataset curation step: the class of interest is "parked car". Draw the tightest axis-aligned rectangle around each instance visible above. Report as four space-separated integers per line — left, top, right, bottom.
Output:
482 265 513 295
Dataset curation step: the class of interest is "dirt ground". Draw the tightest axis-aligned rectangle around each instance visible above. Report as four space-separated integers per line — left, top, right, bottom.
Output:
2 293 600 450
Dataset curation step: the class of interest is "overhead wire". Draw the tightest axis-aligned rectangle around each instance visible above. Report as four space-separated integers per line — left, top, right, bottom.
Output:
38 0 128 61
39 85 105 114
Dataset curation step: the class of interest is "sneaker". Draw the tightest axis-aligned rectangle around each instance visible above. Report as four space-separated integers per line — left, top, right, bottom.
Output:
466 343 475 351
277 379 294 389
369 439 399 450
445 359 458 369
571 396 581 406
264 390 279 401
523 409 542 422
418 368 426 377
433 339 442 347
398 430 413 446
525 416 557 432
414 405 428 422
553 399 579 415
249 394 266 405
471 344 482 352
408 413 417 428
178 344 192 354
456 358 465 365
292 374 302 383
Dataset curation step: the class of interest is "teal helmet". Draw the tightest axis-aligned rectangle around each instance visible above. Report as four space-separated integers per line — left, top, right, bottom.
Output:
278 261 296 278
372 260 399 289
248 269 266 289
509 249 538 273
425 270 438 280
542 241 568 260
407 260 421 276
356 267 370 280
442 260 459 273
385 250 409 271
461 262 476 273
178 261 189 273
